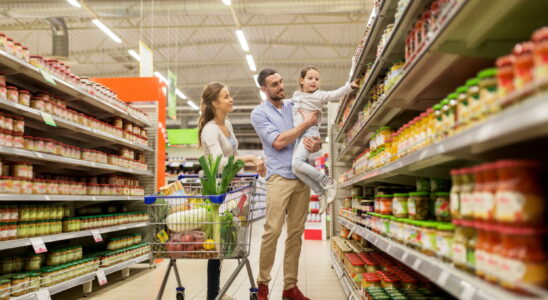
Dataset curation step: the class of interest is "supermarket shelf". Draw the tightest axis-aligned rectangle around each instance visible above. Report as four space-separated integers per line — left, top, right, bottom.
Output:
0 50 150 127
11 253 151 300
335 0 397 124
0 145 152 176
338 218 545 300
341 86 548 188
0 98 152 152
335 0 428 143
0 222 150 251
328 248 363 300
0 194 143 201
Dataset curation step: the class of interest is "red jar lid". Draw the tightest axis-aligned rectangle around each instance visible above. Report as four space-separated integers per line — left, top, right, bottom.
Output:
513 42 534 55
496 55 515 67
532 27 548 42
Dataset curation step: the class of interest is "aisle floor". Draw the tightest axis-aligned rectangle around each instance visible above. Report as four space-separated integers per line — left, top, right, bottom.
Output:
54 218 346 300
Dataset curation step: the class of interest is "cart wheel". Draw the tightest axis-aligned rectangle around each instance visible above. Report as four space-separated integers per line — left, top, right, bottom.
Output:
176 287 185 300
250 287 258 300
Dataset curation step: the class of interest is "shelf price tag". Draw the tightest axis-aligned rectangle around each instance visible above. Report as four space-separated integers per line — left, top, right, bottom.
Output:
39 68 56 86
40 112 57 127
96 270 108 285
30 238 47 254
36 289 52 300
91 230 103 242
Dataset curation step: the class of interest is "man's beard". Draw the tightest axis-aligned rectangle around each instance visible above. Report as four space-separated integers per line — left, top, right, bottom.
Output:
269 92 284 101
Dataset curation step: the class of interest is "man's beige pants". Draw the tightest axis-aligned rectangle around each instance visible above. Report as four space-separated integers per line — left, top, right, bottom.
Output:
257 175 310 290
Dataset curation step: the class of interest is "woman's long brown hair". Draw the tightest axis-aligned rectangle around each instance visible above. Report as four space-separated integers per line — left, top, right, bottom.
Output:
197 82 226 147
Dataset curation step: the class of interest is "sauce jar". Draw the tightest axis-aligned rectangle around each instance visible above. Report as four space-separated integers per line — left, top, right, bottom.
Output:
378 194 393 215
6 86 18 102
0 85 6 100
0 278 9 300
436 222 455 263
392 193 408 218
420 221 438 256
459 167 475 220
30 97 45 111
532 27 548 80
496 55 515 106
512 42 535 89
478 68 498 116
466 78 481 124
433 192 450 222
408 192 430 220
452 219 476 273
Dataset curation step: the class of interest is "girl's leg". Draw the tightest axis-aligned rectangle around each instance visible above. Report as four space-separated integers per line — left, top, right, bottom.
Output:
291 137 329 194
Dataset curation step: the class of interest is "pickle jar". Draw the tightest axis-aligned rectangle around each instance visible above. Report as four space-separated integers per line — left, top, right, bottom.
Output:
408 192 430 220
433 192 451 222
392 193 408 218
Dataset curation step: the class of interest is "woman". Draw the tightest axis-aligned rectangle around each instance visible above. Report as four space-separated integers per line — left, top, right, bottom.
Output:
198 82 265 300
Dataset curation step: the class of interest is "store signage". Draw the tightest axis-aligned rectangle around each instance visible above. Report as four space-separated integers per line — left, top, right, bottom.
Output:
166 129 198 145
168 70 177 120
30 237 47 253
139 41 154 77
40 112 57 127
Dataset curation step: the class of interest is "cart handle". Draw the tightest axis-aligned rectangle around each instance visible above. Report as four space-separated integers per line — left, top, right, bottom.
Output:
177 173 259 180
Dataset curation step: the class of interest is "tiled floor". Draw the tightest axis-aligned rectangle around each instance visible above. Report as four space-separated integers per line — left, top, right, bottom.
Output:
53 218 346 300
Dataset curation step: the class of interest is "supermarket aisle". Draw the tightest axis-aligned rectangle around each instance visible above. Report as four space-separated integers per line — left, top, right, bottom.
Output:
53 218 345 300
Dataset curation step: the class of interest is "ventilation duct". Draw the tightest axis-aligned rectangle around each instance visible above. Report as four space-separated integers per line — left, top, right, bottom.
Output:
46 17 69 58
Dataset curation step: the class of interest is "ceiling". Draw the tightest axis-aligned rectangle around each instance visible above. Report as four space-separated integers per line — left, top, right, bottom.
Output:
0 0 373 148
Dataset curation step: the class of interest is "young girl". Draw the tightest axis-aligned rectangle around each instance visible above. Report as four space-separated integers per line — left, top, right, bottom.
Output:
291 66 359 213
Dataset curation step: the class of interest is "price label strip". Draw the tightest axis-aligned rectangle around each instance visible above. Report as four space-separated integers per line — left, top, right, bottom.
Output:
96 270 108 286
91 229 103 242
30 237 47 254
36 289 52 300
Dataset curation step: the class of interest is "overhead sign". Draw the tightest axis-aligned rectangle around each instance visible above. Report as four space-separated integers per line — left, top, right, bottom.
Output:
139 40 153 77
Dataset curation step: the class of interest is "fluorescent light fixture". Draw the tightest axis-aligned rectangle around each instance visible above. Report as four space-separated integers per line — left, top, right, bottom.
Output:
235 29 249 52
223 0 231 5
253 74 259 88
246 54 256 72
128 49 140 61
187 100 199 110
154 71 169 84
92 19 122 43
259 91 266 101
175 88 187 99
67 0 82 8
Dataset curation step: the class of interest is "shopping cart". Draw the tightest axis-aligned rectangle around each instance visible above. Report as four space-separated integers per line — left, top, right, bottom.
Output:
144 174 259 300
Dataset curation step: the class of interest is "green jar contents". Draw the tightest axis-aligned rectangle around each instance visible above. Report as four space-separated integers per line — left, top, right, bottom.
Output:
25 254 42 271
420 221 438 256
466 78 481 125
392 193 409 218
27 272 40 292
10 273 28 297
433 192 451 222
478 68 498 117
455 85 468 133
408 192 430 220
452 219 476 273
0 278 9 300
436 223 455 263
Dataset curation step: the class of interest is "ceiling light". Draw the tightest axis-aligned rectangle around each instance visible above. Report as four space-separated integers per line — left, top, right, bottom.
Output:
253 74 259 88
187 100 199 110
128 49 140 61
92 19 122 43
154 71 169 84
66 0 82 8
235 29 249 52
223 0 231 5
246 54 256 72
259 91 266 101
176 88 187 99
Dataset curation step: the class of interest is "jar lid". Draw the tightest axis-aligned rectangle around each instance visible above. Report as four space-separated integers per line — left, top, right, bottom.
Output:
532 27 548 42
465 78 480 87
437 223 455 231
450 168 462 175
495 159 540 169
432 104 442 110
512 41 534 55
374 194 392 198
12 274 27 279
447 93 458 100
408 192 429 196
440 99 449 105
495 55 515 68
477 68 497 79
432 192 449 196
393 193 408 197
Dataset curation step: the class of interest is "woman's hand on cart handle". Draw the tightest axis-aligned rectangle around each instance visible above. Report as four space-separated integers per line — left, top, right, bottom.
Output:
256 156 266 177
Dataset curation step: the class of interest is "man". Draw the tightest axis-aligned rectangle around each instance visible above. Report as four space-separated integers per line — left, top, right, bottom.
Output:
251 68 321 300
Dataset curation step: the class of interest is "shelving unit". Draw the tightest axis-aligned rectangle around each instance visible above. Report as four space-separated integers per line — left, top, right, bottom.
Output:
10 253 152 300
0 195 144 201
0 222 149 251
328 247 363 300
338 218 545 300
331 0 548 299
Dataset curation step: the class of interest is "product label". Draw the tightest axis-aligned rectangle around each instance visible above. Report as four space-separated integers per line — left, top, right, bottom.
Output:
495 191 525 222
380 200 392 214
436 236 451 258
156 229 169 243
482 192 495 220
460 193 473 217
499 257 526 284
393 200 408 215
485 253 501 280
408 200 416 216
435 197 450 218
472 192 485 218
452 243 467 264
475 249 487 275
450 192 460 216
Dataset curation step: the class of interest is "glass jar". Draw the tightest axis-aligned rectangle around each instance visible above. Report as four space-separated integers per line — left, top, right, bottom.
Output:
450 168 462 220
466 78 481 124
25 254 41 271
455 85 468 132
498 225 547 290
440 99 452 137
18 90 30 106
436 222 454 263
459 167 475 220
512 42 535 89
10 274 28 297
420 221 437 256
532 27 548 80
0 278 9 300
27 272 39 292
408 192 430 220
392 193 408 218
433 192 450 222
6 86 18 102
495 160 543 225
378 194 393 215
452 219 476 273
478 68 498 116
474 222 489 279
